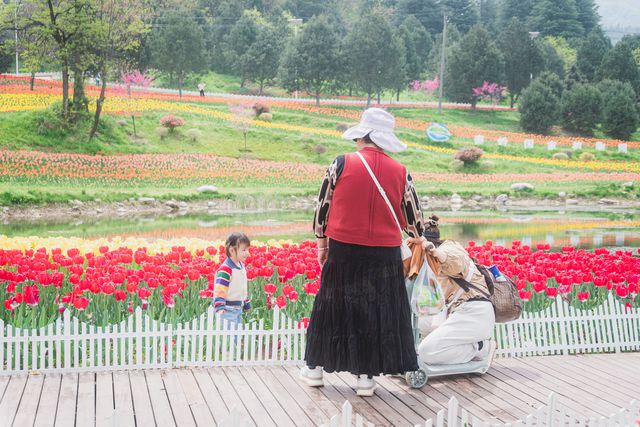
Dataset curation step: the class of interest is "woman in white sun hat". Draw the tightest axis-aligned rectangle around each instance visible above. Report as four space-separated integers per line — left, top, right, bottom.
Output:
301 108 426 396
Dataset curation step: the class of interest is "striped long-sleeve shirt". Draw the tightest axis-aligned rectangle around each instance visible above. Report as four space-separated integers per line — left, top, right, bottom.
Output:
213 258 250 312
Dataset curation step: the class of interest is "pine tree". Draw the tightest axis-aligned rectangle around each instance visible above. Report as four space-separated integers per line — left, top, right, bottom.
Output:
519 79 561 133
478 0 499 33
499 18 544 107
498 0 532 27
395 0 443 33
397 16 432 81
445 25 504 106
574 0 600 34
528 0 583 39
598 80 639 140
576 30 611 82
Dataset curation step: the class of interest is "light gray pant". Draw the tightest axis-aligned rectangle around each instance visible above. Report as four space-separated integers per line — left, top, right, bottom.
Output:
418 301 495 365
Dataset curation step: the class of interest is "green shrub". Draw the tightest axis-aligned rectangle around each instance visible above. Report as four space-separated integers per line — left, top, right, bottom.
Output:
561 84 602 135
579 152 595 162
155 127 169 139
258 113 272 122
519 81 560 134
552 152 570 160
597 80 639 140
186 128 203 142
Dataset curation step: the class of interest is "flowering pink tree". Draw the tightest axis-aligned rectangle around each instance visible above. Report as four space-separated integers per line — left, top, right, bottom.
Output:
410 78 440 96
120 71 154 136
472 81 506 109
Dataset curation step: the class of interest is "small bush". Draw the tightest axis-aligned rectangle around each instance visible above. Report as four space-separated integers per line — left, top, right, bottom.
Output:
481 160 495 169
454 147 484 164
186 128 203 142
579 152 595 162
552 152 570 160
116 119 128 126
314 144 327 155
258 113 272 122
252 103 271 117
561 84 602 135
159 114 185 132
155 127 169 140
598 80 639 140
336 123 349 132
519 81 560 134
449 159 465 171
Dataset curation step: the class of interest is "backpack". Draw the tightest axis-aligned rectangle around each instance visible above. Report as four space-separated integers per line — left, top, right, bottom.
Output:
451 260 522 323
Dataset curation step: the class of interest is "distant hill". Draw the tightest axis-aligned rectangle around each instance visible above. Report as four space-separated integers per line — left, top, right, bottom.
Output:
596 0 640 43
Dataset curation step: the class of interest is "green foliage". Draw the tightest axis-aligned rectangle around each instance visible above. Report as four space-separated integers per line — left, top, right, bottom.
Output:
597 42 640 95
574 0 600 34
519 81 560 133
536 71 564 98
576 30 611 82
499 18 545 107
397 15 432 81
445 25 504 106
149 9 206 94
498 0 532 28
544 36 577 75
597 80 639 140
537 39 566 79
395 0 444 33
442 0 479 33
528 0 583 39
560 83 602 135
244 23 285 94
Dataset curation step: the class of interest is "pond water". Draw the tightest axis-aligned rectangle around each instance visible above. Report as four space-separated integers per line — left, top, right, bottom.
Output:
3 206 639 250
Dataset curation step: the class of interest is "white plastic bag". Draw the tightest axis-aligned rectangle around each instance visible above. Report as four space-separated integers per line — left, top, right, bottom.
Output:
410 258 445 317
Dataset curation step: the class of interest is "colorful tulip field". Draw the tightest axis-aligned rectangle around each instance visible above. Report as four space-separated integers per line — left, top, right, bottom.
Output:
1 237 638 331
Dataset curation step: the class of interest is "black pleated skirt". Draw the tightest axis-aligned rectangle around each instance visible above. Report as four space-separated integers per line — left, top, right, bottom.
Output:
304 239 418 376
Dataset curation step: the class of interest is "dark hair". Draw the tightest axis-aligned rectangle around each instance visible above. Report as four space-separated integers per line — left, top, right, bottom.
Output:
225 232 251 257
354 133 381 149
423 214 443 246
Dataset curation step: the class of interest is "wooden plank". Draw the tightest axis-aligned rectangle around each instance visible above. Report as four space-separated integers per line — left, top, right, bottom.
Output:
162 370 197 427
175 369 216 426
224 367 276 427
75 373 95 427
96 372 115 427
335 371 424 426
418 375 498 422
113 371 135 427
33 375 62 427
144 371 176 427
191 368 230 425
280 366 345 420
374 374 439 421
450 375 530 421
237 367 296 427
129 371 157 427
207 368 254 425
12 374 45 427
54 373 78 427
0 376 9 401
0 375 27 426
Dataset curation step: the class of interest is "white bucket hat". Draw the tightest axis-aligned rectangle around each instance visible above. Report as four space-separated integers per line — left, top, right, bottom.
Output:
341 108 407 153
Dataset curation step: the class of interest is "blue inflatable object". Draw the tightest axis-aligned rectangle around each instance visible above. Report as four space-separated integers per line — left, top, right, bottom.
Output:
426 123 452 142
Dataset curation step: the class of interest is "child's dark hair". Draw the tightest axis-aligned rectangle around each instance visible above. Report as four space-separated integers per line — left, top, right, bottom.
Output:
225 232 251 257
423 214 443 247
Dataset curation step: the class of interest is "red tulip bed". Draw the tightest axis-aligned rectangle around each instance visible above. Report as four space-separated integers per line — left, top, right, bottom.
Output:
1 240 639 330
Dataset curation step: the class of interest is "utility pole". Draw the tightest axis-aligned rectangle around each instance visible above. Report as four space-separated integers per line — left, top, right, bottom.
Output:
438 15 448 114
14 0 19 74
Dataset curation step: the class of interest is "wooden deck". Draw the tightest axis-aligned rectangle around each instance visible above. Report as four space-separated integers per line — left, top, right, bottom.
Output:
1 353 639 426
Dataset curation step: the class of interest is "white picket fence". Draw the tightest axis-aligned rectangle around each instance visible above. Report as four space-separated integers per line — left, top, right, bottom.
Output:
494 294 640 358
1 294 638 375
0 306 305 375
319 393 639 427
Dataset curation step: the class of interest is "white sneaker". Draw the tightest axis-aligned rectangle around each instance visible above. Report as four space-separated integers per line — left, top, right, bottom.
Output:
356 375 377 397
299 366 324 387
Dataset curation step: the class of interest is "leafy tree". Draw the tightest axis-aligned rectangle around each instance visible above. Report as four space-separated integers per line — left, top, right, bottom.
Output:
442 0 478 33
244 23 284 94
598 80 639 140
597 42 640 95
0 32 12 73
519 80 560 133
544 36 577 75
445 25 503 107
498 0 532 28
478 0 499 33
528 0 583 39
576 29 611 82
424 24 461 78
536 39 566 79
560 83 601 135
149 9 206 96
536 71 564 98
343 12 403 105
223 10 260 88
564 64 586 91
395 0 443 33
278 15 340 105
499 18 544 107
397 16 431 82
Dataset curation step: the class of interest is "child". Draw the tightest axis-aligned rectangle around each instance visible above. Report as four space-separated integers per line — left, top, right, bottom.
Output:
214 232 251 327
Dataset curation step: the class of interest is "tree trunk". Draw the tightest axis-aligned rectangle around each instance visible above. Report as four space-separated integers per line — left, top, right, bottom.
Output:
178 74 183 98
367 92 372 107
30 72 36 91
61 61 70 118
259 80 264 95
240 78 245 88
377 91 381 105
396 88 401 102
315 85 321 107
510 94 515 109
89 67 108 140
349 86 352 97
72 63 88 116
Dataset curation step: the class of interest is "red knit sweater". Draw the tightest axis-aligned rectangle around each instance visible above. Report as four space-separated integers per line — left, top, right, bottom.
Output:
325 147 407 247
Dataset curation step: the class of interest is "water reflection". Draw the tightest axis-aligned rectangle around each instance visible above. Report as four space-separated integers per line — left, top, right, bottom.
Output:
2 207 639 250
